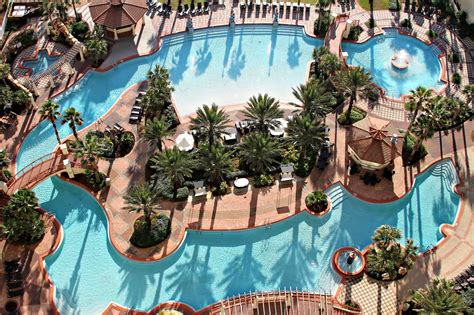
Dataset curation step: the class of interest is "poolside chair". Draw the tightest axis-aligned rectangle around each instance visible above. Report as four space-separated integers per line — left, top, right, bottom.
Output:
203 1 210 12
129 114 140 124
7 288 24 298
184 4 190 15
113 123 124 133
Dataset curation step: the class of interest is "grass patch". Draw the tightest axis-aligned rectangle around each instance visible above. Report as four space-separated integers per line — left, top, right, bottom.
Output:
357 0 391 11
337 107 367 125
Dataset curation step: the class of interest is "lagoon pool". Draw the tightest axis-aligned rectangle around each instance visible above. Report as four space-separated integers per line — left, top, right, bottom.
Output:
342 29 445 98
22 50 60 76
15 25 321 172
33 160 460 314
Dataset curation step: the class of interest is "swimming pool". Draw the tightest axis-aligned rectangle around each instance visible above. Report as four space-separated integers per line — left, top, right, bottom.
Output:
15 25 322 172
22 50 60 76
33 160 460 314
342 29 445 98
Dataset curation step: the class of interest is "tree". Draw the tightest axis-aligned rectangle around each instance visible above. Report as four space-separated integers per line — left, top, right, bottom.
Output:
71 133 106 169
286 114 327 161
312 46 331 78
291 79 335 120
334 67 373 123
406 86 433 129
39 100 62 145
123 183 160 228
198 145 233 187
143 65 174 120
150 147 193 198
462 84 474 104
142 117 175 152
315 0 332 35
190 103 230 147
0 61 11 85
411 115 435 155
2 189 45 243
319 53 341 77
372 224 402 248
242 94 283 132
61 107 83 140
85 26 108 66
239 132 282 175
410 278 468 313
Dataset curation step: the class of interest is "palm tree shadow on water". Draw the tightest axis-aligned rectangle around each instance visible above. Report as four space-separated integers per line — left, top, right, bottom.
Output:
267 26 278 76
222 27 235 77
194 32 213 76
287 32 302 69
169 33 193 84
227 29 246 80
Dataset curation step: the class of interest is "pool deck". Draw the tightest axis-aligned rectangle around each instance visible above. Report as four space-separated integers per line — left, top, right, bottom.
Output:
1 0 474 313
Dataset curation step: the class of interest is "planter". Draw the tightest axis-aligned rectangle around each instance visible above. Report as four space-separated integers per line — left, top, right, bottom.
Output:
5 300 19 314
305 191 329 214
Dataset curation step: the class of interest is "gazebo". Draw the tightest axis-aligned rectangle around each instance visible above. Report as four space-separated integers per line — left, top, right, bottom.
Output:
347 116 403 170
89 0 148 40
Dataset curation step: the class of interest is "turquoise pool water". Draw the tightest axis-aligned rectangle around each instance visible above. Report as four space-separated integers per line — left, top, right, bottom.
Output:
342 29 445 98
16 25 321 172
23 50 60 76
33 160 460 314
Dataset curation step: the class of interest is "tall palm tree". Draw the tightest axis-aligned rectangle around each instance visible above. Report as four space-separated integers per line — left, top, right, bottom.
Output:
334 67 373 123
286 114 327 161
143 65 174 120
123 183 160 228
411 115 435 155
242 94 283 132
142 117 175 152
239 132 282 175
39 100 62 145
198 145 233 187
291 79 335 120
190 103 230 147
150 147 193 198
315 0 332 34
372 225 402 248
406 86 433 129
72 134 106 169
85 36 108 67
319 53 341 77
411 278 468 313
61 107 83 140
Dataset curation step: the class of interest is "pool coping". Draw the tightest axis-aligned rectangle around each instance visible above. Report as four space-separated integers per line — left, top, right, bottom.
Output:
33 156 465 315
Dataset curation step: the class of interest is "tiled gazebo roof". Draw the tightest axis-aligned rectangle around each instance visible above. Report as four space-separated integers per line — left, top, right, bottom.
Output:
89 0 147 29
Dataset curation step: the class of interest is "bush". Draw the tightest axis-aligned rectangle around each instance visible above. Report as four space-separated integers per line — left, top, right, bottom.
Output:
68 21 89 41
84 169 106 192
402 133 427 166
130 214 171 248
162 105 179 128
337 107 366 125
116 131 135 157
388 0 401 10
400 18 412 28
159 185 189 201
348 26 363 41
449 53 460 63
211 181 228 196
305 191 328 212
452 73 461 85
426 29 438 39
252 174 274 188
314 16 330 37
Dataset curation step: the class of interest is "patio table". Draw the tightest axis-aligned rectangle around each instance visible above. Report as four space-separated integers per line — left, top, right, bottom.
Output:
234 178 249 189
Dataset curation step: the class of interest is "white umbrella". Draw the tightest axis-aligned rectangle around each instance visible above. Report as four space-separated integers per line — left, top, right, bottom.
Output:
176 132 194 152
269 118 288 137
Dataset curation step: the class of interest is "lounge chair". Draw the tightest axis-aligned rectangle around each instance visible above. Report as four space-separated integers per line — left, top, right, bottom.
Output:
203 1 210 12
280 172 293 184
191 3 198 15
129 115 140 124
7 281 23 290
197 2 203 13
113 123 124 132
184 4 190 15
8 288 24 298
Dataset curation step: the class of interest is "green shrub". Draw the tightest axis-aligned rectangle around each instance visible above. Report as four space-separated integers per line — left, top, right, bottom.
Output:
348 27 362 41
400 18 412 28
162 105 179 128
452 73 461 85
305 190 328 212
211 181 228 196
426 30 438 39
282 145 299 165
402 133 427 166
116 131 135 157
252 174 274 188
337 107 366 125
160 185 189 201
15 29 36 47
1 169 12 181
68 21 89 41
130 214 171 248
388 0 401 10
84 169 106 192
449 53 460 63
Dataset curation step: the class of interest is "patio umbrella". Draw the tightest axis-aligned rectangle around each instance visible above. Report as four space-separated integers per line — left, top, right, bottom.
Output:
176 132 194 152
269 118 288 137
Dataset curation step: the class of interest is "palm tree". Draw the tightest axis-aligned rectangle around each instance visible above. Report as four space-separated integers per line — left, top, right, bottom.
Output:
319 53 341 77
291 79 335 120
315 0 332 34
39 100 62 145
123 183 160 228
411 278 468 313
334 67 373 123
198 145 233 187
150 147 193 198
239 132 282 175
411 114 435 155
372 225 402 248
85 36 108 67
72 134 106 169
286 114 327 161
142 117 175 152
242 94 283 132
61 107 83 140
143 65 174 120
0 62 11 85
406 86 433 128
190 103 230 147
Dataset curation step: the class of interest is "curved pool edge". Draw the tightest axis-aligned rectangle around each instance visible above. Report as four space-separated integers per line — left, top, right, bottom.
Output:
33 157 465 314
341 26 449 102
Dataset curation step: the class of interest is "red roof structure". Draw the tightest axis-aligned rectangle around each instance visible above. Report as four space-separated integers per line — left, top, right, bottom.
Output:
89 0 147 29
